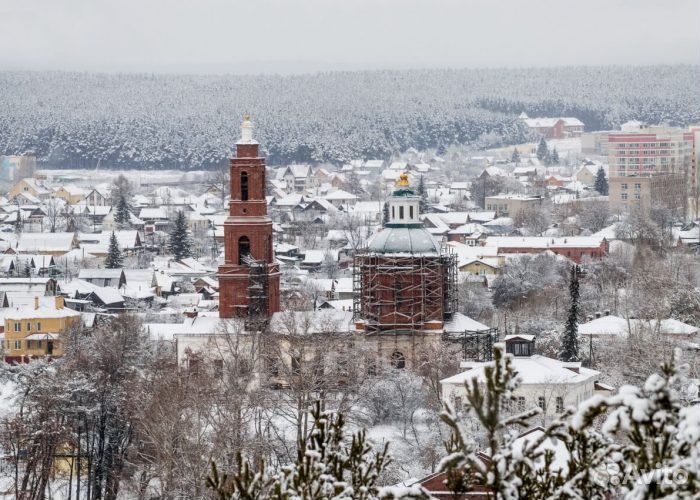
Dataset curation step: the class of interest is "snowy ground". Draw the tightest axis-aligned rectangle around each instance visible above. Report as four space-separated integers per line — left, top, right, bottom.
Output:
486 137 582 159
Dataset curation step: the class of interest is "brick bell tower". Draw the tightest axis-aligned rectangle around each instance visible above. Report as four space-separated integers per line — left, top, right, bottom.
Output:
218 115 280 318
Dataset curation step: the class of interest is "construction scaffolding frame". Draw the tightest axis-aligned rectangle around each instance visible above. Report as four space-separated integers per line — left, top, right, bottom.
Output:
442 328 499 362
353 246 458 335
244 255 269 319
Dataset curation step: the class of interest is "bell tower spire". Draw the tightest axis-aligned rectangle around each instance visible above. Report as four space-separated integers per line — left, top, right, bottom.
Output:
236 114 260 159
239 114 256 144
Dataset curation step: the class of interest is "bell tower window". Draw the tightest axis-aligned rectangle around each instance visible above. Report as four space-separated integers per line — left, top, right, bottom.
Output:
238 236 251 265
240 171 249 201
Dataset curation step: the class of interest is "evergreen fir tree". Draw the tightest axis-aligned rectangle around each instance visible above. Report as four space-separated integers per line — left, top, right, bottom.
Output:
13 208 23 235
168 210 192 261
550 147 559 164
560 264 581 362
207 401 395 500
105 231 123 269
382 200 390 226
114 193 131 227
511 147 521 164
594 166 608 195
417 174 428 213
536 137 549 162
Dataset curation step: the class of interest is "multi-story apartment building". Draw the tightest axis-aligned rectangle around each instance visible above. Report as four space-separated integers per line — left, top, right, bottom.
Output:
690 126 700 218
608 126 695 217
609 173 686 215
608 127 694 178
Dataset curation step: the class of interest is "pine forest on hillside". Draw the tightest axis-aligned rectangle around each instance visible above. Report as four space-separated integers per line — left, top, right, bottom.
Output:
0 65 698 169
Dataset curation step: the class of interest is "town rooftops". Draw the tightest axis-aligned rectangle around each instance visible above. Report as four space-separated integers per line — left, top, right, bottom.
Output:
485 236 606 249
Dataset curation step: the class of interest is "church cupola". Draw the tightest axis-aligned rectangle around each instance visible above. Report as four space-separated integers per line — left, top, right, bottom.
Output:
386 173 421 226
236 114 259 159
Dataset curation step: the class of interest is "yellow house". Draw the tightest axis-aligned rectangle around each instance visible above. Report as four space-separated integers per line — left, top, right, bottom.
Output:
53 186 88 204
8 178 53 201
3 296 81 363
459 258 501 276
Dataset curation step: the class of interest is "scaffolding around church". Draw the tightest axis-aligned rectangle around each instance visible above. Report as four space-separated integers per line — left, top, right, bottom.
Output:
442 328 499 362
244 255 269 319
352 247 458 335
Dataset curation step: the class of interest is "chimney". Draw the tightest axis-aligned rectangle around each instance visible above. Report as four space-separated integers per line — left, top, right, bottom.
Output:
34 296 39 310
55 296 64 310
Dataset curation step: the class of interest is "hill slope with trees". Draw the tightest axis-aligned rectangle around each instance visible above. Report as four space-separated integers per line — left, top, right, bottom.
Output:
0 65 697 169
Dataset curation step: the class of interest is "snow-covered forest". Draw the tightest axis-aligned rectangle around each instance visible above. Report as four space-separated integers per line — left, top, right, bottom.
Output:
0 65 698 169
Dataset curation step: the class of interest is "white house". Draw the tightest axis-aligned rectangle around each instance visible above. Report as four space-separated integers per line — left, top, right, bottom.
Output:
440 336 611 423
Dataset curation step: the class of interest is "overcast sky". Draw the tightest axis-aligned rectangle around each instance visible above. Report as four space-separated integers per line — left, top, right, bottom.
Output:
1 0 698 74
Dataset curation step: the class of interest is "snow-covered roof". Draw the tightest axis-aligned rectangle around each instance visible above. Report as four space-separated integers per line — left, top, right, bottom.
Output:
444 313 491 333
579 315 699 337
324 189 358 201
269 310 355 335
364 160 384 169
78 268 124 280
366 226 441 255
139 207 168 220
442 354 600 387
16 232 75 254
302 249 325 264
485 236 605 249
523 117 584 128
4 303 82 320
285 164 312 178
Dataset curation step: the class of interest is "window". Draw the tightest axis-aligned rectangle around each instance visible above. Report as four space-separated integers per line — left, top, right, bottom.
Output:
538 396 546 412
291 353 302 375
366 358 377 377
37 322 41 332
621 183 628 190
399 206 404 219
556 397 564 413
454 396 463 409
502 397 513 413
213 359 224 377
518 396 526 412
621 193 628 200
238 236 251 265
409 205 414 219
634 193 640 200
267 357 279 377
26 322 31 331
391 206 395 219
14 322 20 332
391 351 406 369
240 171 249 201
14 340 21 350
